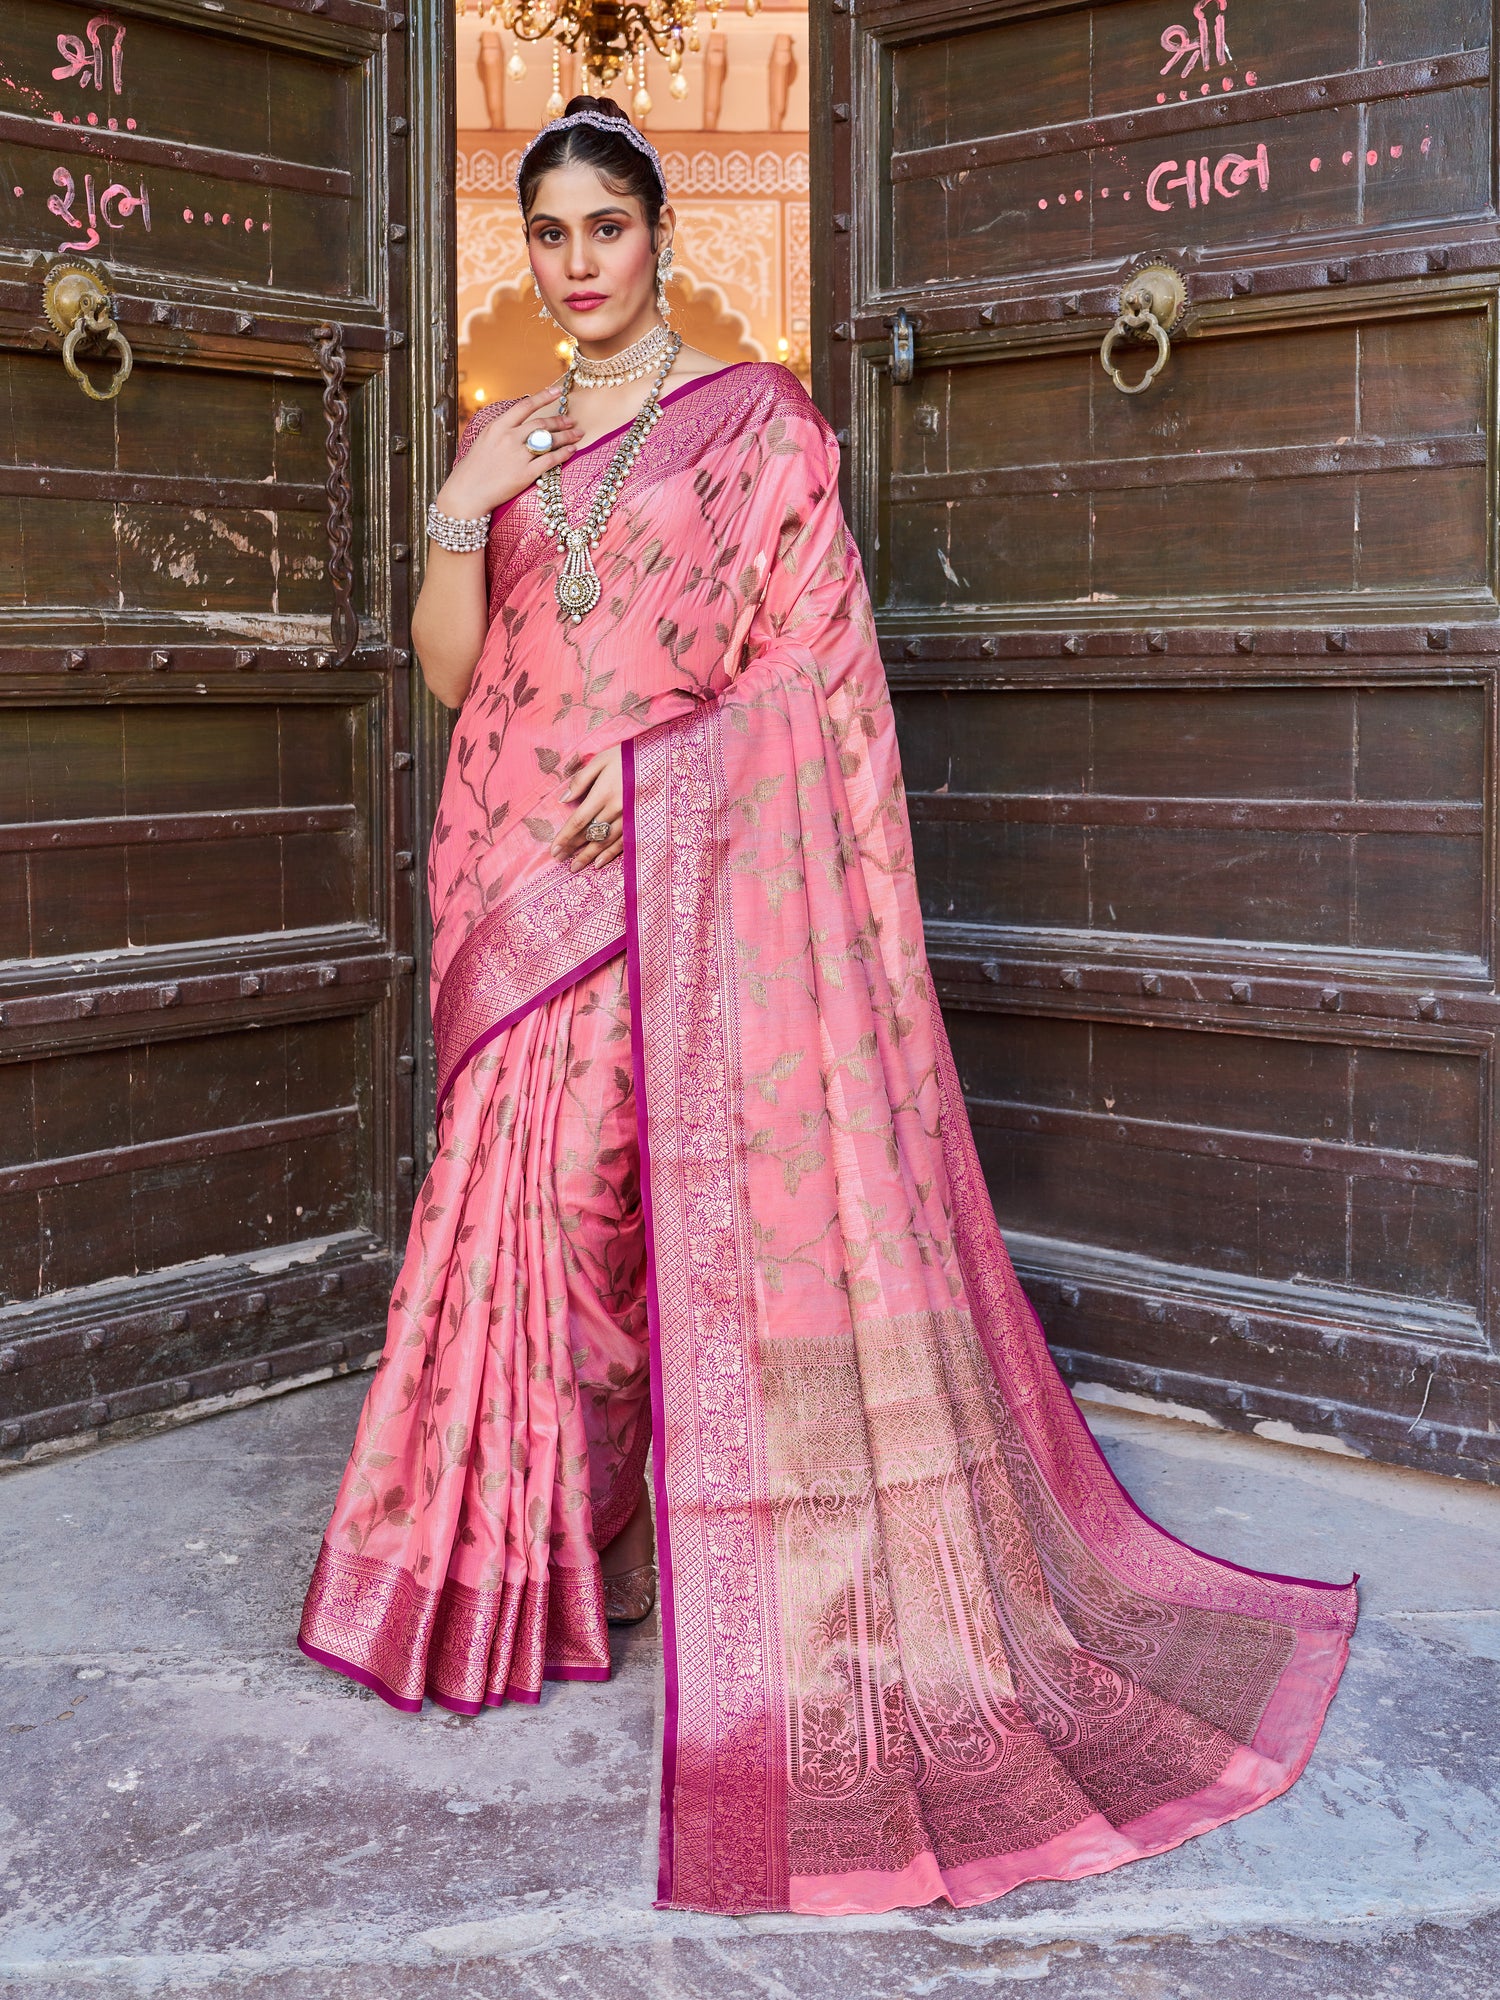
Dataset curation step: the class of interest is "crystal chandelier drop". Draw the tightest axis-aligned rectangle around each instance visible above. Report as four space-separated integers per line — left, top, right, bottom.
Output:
458 0 759 103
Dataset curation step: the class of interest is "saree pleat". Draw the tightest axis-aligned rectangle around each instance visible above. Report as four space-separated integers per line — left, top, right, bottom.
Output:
299 956 646 1712
300 362 1356 1917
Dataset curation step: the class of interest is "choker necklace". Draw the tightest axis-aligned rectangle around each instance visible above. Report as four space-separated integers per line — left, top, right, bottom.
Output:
539 331 683 622
570 320 673 389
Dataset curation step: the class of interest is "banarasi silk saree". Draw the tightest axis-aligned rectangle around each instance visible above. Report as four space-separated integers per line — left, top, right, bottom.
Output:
299 361 1357 1917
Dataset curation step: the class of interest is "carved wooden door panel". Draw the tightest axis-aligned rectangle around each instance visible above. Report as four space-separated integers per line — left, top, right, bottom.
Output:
0 0 433 1457
818 0 1498 1478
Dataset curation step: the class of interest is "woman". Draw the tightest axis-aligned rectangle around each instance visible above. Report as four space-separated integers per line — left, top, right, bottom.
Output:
300 97 1357 1918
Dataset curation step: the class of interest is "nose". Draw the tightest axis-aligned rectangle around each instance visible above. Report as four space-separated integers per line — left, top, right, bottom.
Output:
564 229 596 280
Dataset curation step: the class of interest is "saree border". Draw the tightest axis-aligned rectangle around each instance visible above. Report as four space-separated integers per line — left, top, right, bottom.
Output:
624 718 790 1916
927 993 1359 1635
433 860 627 1111
297 1540 613 1714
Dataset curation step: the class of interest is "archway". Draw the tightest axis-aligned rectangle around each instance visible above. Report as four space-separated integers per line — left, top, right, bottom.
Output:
458 270 765 423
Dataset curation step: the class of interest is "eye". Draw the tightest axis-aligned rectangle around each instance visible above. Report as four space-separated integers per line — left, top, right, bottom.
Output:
596 222 622 239
536 226 564 245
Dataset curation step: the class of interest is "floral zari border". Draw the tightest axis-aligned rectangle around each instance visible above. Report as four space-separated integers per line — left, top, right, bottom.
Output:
624 711 789 1915
433 861 627 1111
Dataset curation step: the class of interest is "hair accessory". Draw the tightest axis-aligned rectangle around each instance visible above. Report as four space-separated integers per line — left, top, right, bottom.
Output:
515 108 668 206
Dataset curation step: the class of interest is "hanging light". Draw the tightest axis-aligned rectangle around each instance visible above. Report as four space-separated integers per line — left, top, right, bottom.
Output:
459 0 762 99
545 40 565 118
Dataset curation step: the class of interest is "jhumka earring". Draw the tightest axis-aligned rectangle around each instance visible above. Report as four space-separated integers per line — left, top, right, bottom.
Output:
655 244 674 320
532 272 557 325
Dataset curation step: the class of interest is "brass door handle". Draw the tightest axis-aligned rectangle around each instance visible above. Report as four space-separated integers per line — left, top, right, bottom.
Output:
1100 260 1186 396
43 259 134 404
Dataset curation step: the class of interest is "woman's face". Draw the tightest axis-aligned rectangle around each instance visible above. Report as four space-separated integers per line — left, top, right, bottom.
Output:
525 161 672 346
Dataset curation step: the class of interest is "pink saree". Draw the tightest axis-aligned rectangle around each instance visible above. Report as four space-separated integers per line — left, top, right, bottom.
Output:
299 362 1357 1916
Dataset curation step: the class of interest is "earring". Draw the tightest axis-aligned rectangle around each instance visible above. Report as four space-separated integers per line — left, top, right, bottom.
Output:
655 244 674 320
532 272 556 325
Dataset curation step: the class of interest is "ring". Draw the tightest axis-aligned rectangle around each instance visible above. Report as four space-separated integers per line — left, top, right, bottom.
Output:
525 427 555 454
587 818 613 844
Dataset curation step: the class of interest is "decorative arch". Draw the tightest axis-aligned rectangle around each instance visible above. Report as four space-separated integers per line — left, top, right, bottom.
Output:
457 267 765 419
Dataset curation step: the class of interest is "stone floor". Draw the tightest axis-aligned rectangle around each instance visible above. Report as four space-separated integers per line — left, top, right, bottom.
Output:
2 1372 1498 1998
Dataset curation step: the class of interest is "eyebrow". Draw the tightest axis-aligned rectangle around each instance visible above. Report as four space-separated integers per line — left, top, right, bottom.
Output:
528 206 635 226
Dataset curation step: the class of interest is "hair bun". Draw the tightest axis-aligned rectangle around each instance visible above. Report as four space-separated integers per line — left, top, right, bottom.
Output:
563 93 631 123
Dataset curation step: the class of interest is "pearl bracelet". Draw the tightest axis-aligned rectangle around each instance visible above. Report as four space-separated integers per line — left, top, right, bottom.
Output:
426 501 490 553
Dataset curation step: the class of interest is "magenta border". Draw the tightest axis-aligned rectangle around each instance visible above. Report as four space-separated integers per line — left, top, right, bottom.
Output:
1028 1293 1361 1597
299 1635 613 1717
436 931 626 1116
927 997 1358 1613
622 731 682 1910
297 1636 424 1714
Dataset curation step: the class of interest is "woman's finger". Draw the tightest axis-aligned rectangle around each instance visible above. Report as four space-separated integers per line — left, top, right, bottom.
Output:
592 835 624 869
561 752 606 803
553 779 615 853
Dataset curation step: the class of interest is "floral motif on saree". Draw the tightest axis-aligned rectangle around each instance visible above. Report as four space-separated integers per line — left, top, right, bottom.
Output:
300 362 1357 1915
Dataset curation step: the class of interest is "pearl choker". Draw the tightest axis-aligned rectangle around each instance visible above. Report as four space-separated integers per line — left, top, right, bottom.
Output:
570 320 675 389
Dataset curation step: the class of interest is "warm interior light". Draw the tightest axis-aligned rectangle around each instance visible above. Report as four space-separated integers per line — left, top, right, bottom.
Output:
777 336 790 361
556 338 575 361
475 387 487 403
456 2 762 94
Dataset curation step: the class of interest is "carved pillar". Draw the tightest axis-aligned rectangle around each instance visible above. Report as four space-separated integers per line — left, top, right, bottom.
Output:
476 31 504 129
768 32 797 133
704 31 728 132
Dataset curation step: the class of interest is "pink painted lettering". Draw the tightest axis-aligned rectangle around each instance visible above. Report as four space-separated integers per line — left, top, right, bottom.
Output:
99 180 150 230
48 163 151 252
48 165 99 251
1148 142 1269 211
1213 145 1270 198
1160 0 1231 80
52 16 125 96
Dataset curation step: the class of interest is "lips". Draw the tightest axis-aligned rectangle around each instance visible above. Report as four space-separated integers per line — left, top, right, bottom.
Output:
564 293 608 311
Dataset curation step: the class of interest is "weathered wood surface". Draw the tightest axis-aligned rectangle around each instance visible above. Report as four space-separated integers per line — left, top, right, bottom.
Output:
819 0 1500 1479
0 0 445 1456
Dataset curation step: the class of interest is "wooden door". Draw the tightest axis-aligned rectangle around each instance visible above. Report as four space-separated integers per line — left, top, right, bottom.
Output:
817 0 1498 1479
0 0 452 1457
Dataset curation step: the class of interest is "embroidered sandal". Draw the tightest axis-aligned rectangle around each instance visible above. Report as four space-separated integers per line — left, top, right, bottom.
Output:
603 1561 657 1628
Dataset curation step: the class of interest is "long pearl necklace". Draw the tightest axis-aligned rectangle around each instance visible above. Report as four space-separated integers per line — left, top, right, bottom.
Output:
569 318 674 389
539 331 683 623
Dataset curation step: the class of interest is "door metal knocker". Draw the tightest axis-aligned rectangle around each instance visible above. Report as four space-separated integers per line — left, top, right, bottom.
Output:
43 260 134 404
1099 261 1187 396
890 308 915 385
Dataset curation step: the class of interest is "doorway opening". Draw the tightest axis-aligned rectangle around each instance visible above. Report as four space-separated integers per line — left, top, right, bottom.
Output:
450 4 811 422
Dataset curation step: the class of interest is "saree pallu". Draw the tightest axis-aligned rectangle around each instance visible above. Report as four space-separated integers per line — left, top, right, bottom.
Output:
300 363 1357 1915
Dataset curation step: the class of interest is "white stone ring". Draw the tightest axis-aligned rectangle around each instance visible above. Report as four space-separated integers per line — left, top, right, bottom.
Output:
525 427 555 455
587 818 613 844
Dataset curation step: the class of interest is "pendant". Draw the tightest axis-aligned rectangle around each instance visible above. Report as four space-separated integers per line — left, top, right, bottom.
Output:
556 528 602 623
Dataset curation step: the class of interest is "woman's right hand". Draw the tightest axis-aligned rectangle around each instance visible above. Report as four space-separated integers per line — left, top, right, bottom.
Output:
434 382 581 520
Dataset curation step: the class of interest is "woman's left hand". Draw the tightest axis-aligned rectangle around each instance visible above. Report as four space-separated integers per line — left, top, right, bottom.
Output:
553 744 625 873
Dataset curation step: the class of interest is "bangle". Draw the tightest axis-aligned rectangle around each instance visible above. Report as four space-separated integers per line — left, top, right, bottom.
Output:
426 501 490 553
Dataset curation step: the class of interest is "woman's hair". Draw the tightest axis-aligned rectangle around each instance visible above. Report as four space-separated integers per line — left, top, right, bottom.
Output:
518 95 665 237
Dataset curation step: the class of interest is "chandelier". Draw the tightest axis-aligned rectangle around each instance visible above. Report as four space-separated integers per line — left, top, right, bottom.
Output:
458 0 760 104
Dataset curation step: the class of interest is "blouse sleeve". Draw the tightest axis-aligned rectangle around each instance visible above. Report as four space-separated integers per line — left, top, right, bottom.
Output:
451 400 516 468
